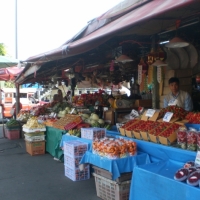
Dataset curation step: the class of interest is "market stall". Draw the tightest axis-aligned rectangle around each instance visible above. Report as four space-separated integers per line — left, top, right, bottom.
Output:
10 0 200 199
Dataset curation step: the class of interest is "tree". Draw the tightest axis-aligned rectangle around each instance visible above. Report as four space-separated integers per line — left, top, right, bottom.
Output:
0 43 7 56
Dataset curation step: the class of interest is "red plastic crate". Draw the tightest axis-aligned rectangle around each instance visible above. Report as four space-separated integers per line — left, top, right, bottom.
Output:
6 129 20 140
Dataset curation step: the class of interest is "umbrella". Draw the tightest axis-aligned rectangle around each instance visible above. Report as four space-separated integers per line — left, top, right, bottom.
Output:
0 55 18 68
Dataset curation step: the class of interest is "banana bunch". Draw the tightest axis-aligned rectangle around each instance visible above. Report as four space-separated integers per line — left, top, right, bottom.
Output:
68 129 81 137
23 116 45 129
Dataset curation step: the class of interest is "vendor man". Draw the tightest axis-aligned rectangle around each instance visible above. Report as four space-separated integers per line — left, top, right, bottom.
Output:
164 77 193 111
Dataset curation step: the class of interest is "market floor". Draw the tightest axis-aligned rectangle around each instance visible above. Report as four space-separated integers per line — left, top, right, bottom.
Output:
0 125 100 200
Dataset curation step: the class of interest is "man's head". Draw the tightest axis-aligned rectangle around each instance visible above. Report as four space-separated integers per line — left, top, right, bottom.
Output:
57 89 62 95
168 77 180 95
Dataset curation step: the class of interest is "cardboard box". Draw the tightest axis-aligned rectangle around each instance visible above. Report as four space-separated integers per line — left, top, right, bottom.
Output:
81 128 106 140
140 131 149 141
119 127 126 136
133 131 142 140
63 141 88 158
125 130 134 138
64 155 82 169
64 164 90 181
25 140 45 156
148 132 159 143
158 131 177 145
103 109 114 125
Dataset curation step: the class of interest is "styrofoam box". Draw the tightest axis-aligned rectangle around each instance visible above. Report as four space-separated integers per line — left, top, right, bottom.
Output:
64 155 82 169
24 134 45 142
81 128 106 140
23 127 46 133
64 164 90 181
63 141 88 158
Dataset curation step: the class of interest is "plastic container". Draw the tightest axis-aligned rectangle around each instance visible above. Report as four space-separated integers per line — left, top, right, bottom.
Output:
93 173 131 200
5 129 20 140
187 171 200 186
176 128 187 149
187 130 197 151
92 165 132 183
174 168 189 182
24 134 45 142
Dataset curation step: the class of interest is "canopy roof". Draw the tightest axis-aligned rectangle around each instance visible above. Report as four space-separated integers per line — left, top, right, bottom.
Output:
15 0 200 84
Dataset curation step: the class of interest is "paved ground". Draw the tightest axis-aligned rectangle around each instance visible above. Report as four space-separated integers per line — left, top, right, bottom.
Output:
0 125 100 200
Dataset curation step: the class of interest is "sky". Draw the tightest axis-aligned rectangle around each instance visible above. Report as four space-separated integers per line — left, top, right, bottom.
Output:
0 0 122 61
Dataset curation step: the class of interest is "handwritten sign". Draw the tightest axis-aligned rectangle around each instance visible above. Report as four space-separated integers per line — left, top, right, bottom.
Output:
145 109 156 117
163 112 173 122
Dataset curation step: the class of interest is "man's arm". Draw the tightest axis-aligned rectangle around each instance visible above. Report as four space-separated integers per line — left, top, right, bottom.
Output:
163 97 168 108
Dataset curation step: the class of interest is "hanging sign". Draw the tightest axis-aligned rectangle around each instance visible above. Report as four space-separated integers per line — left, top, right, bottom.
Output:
195 151 200 166
145 109 156 117
157 66 162 83
138 65 143 85
163 112 173 122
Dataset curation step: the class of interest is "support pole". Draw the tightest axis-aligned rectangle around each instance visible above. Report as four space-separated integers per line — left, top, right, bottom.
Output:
151 35 159 109
15 84 20 115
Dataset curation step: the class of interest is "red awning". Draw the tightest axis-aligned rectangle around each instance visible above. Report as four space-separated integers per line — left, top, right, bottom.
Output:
25 0 195 63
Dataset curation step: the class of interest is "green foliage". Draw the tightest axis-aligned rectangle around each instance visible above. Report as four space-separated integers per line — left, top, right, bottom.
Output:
4 81 15 88
0 43 7 56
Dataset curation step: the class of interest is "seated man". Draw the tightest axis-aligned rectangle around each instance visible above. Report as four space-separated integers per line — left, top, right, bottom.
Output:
163 77 193 111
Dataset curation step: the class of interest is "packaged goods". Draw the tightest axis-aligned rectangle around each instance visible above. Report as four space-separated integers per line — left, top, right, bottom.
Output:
177 127 187 149
63 141 88 158
187 130 198 151
92 138 137 159
81 128 106 140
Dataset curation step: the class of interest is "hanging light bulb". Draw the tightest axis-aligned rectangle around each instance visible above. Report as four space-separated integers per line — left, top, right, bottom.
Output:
165 37 189 48
115 54 133 63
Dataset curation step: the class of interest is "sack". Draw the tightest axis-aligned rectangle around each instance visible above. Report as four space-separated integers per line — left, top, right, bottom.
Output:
10 108 15 115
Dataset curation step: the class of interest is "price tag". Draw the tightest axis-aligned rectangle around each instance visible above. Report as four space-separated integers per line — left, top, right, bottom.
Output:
53 113 57 118
145 109 156 117
195 151 200 166
130 109 139 119
163 112 173 122
70 108 75 114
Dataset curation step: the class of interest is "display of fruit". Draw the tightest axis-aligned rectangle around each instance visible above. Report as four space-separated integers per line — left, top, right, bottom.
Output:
177 127 187 149
187 131 197 151
23 116 45 129
6 119 19 127
174 168 189 182
68 129 81 137
158 106 188 120
185 112 200 124
92 138 137 159
183 161 195 168
186 171 200 186
53 114 82 130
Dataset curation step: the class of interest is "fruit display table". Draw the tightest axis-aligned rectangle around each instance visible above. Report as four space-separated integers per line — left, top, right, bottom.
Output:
105 131 199 200
130 160 200 200
80 151 151 180
45 126 64 160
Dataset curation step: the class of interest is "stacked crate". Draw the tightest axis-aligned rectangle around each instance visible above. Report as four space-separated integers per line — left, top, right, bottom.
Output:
63 140 90 181
23 127 46 156
92 166 132 200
